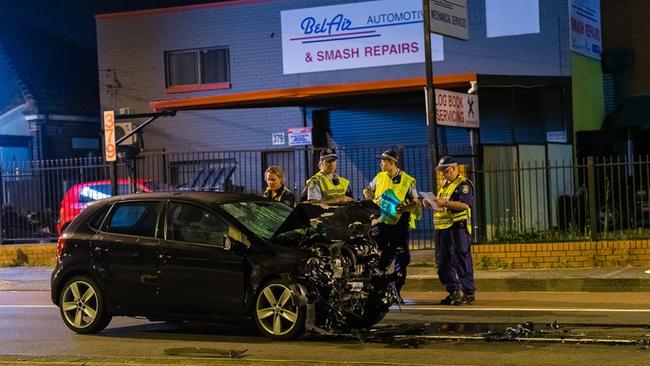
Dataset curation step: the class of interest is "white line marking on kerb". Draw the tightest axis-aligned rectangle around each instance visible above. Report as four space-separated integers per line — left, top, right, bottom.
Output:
0 305 57 308
399 306 650 313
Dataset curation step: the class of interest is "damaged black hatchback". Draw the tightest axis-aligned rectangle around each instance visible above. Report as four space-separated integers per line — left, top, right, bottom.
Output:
51 191 397 340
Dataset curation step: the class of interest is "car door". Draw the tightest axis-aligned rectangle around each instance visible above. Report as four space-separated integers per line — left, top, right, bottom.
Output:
158 200 246 317
90 200 162 313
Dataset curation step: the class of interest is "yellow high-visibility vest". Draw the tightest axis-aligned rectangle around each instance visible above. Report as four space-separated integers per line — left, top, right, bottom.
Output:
307 172 349 200
373 170 421 229
434 175 472 234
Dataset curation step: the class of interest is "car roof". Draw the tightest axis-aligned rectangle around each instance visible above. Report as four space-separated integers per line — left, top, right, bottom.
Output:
103 191 264 205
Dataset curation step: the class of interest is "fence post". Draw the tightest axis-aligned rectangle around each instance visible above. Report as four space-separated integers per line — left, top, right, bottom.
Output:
587 156 599 241
110 161 118 196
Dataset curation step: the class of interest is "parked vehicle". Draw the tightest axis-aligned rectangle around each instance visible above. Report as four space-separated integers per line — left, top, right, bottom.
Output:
55 179 171 235
51 192 396 340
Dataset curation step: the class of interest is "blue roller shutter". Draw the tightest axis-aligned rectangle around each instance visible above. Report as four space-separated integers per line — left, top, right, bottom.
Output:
328 108 427 146
329 108 470 149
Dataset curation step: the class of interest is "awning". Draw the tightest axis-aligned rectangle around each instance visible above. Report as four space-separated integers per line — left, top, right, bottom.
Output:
149 73 477 111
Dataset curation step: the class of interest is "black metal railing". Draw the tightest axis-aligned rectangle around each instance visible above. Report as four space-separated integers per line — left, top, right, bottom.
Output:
1 147 648 246
478 156 650 242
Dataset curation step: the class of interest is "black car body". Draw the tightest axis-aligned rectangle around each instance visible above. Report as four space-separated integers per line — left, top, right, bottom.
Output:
51 192 396 339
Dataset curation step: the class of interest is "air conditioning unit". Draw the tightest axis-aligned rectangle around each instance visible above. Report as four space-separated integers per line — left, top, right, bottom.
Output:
115 122 138 146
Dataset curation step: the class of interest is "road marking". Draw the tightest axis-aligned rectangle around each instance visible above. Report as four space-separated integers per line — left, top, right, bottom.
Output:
397 305 650 313
601 267 630 278
0 305 57 308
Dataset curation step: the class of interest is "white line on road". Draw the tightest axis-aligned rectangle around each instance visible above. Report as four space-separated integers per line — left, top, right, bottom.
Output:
398 305 650 313
0 305 56 308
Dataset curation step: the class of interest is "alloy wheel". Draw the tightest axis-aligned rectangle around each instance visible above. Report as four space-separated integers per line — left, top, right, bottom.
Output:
255 283 299 336
61 280 98 329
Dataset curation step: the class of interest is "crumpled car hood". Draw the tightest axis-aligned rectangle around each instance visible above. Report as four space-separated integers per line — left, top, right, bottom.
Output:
271 200 379 242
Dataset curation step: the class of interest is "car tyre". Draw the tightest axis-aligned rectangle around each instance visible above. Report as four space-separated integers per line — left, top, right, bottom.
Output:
253 279 305 340
59 276 111 334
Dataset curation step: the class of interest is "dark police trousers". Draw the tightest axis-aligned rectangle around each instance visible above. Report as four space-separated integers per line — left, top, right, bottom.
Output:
435 221 475 295
371 213 411 294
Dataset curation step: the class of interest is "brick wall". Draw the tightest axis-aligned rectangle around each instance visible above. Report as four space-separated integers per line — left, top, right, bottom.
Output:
474 240 650 269
0 244 56 267
2 240 650 269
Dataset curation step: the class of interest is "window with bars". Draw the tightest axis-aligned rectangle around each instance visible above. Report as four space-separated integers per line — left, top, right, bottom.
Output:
164 47 230 91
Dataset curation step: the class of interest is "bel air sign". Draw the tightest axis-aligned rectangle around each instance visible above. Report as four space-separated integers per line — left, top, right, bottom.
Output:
281 0 444 74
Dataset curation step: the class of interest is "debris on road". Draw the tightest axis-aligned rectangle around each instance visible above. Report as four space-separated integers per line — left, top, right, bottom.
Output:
164 347 247 358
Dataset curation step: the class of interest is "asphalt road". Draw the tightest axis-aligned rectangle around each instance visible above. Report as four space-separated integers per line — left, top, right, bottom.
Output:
1 290 650 365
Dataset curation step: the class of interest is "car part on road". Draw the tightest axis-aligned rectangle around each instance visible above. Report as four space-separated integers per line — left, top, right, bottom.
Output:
164 347 247 358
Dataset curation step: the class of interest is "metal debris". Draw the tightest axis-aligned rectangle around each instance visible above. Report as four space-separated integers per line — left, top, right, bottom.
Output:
164 347 247 358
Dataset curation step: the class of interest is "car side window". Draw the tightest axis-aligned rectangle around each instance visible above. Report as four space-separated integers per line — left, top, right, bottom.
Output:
88 205 111 230
167 202 228 247
104 201 160 237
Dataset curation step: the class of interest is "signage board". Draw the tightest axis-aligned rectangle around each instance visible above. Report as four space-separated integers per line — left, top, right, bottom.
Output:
288 127 312 146
546 131 567 143
569 0 601 60
435 89 479 128
281 0 444 74
429 0 468 40
103 111 117 162
272 132 286 146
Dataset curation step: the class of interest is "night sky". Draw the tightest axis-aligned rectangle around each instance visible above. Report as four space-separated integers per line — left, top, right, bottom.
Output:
1 0 225 48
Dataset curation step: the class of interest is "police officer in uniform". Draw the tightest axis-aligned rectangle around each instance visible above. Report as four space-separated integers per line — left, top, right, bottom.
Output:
305 148 354 204
363 150 421 301
262 165 295 207
427 156 475 305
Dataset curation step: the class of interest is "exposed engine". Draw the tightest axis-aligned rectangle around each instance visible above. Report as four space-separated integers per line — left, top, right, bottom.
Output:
294 221 396 331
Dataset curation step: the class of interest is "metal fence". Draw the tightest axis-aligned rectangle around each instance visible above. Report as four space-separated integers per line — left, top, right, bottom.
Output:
1 146 649 246
478 156 650 242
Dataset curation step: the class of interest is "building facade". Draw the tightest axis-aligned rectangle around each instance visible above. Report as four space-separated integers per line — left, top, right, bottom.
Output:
96 0 604 234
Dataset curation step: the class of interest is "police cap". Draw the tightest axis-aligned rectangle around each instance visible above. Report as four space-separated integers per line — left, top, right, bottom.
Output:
320 147 337 162
379 149 398 163
436 156 459 170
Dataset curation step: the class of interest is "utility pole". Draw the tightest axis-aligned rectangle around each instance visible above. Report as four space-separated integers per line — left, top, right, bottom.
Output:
423 0 439 187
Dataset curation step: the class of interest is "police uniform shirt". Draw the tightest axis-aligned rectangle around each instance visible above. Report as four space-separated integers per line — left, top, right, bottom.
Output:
306 174 353 201
367 170 419 200
445 178 474 208
263 185 295 207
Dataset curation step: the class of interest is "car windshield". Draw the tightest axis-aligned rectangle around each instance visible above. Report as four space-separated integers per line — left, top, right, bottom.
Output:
220 201 293 241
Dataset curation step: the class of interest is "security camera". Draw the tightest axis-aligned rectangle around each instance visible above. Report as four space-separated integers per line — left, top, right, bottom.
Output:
467 80 478 94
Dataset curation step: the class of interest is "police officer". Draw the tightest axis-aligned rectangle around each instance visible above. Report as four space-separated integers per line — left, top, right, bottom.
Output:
262 165 295 207
363 150 420 301
427 156 475 305
305 148 354 204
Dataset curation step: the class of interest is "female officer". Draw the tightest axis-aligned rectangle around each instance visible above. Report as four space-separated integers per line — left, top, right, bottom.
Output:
263 165 295 207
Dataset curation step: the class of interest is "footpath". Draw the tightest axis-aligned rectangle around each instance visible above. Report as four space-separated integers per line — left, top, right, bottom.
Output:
2 250 650 292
